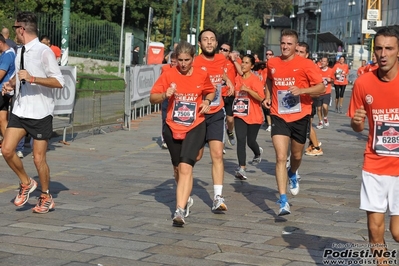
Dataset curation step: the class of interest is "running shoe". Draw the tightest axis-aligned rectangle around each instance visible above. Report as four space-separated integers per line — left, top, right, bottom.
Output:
277 199 291 216
0 148 2 156
316 121 323 129
305 145 313 153
184 196 194 217
288 168 300 196
227 131 236 146
14 177 38 206
324 117 329 127
16 151 24 158
251 147 263 165
161 141 168 149
235 167 247 180
32 194 55 214
339 106 343 114
305 147 323 156
266 126 271 132
172 207 185 227
305 142 322 154
212 195 227 211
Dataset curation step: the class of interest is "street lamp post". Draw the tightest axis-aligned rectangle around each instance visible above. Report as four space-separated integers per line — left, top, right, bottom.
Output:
175 0 183 43
244 19 249 53
268 13 274 54
290 11 296 30
171 0 177 48
314 6 321 53
233 22 238 51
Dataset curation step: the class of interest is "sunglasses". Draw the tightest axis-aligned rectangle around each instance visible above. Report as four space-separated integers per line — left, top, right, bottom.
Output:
12 25 25 30
266 53 273 55
220 48 230 52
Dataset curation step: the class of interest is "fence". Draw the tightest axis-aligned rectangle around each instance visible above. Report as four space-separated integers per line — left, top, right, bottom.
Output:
38 13 121 61
73 76 125 135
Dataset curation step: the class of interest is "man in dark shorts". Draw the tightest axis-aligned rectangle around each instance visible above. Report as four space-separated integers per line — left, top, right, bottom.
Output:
263 30 324 216
1 12 64 214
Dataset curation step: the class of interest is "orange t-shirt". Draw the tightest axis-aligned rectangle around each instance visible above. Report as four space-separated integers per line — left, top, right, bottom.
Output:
151 67 215 136
233 73 265 124
193 54 227 114
256 68 268 83
319 67 334 95
348 69 399 175
267 55 323 122
357 66 366 76
332 63 349 85
50 45 61 58
222 59 237 97
364 63 379 73
161 64 175 74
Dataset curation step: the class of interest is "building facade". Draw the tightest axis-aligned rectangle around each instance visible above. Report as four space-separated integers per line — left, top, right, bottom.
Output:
293 0 399 55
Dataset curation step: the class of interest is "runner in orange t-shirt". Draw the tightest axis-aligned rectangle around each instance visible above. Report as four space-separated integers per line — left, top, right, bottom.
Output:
150 41 215 226
233 54 265 180
159 52 177 149
332 56 349 113
218 42 237 146
316 56 334 129
348 27 399 263
193 29 234 213
264 49 275 131
296 42 323 157
357 60 367 77
364 54 379 73
263 29 324 216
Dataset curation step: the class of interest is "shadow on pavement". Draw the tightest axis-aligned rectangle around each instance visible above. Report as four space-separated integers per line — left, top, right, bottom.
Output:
281 226 359 265
140 178 176 216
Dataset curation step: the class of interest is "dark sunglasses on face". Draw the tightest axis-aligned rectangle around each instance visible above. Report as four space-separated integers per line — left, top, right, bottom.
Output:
220 48 230 52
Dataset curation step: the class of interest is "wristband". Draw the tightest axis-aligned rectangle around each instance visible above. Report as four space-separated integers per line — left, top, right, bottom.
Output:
205 98 212 105
30 76 35 84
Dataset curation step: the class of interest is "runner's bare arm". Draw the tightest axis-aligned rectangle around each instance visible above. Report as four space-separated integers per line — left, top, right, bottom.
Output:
262 78 272 109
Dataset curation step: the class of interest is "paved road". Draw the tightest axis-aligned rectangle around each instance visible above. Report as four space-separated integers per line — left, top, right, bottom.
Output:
0 88 397 266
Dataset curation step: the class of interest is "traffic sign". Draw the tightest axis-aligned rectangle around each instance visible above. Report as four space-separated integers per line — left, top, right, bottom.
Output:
367 9 379 20
362 19 382 34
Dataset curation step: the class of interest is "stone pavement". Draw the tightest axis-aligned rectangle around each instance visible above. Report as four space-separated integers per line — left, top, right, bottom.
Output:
0 87 397 266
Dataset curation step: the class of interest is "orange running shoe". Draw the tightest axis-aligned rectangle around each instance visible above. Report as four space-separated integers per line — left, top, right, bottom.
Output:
32 194 55 214
305 147 324 156
14 178 38 206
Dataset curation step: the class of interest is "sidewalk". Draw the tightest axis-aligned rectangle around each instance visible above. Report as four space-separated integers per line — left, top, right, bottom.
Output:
0 89 396 266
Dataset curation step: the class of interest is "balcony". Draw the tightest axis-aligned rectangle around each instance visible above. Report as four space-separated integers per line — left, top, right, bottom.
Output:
303 1 319 12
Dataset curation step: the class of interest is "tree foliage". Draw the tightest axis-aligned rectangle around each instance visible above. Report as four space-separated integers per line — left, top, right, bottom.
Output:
0 0 291 56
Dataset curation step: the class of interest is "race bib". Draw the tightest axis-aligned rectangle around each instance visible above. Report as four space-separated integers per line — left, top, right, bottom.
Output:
277 90 301 114
172 101 197 126
233 98 249 116
373 121 399 157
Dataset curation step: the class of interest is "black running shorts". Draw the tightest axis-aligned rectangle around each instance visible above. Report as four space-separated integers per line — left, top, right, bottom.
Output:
271 115 310 144
8 113 53 140
163 121 206 167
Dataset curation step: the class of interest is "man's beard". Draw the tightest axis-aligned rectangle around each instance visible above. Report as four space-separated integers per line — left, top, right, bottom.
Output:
202 47 216 57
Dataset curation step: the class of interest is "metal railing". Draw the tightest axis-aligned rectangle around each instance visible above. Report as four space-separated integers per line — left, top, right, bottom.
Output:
74 76 125 134
38 13 121 61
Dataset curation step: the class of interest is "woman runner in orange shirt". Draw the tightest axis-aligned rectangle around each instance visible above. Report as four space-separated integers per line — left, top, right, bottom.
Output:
150 41 215 227
233 54 265 180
